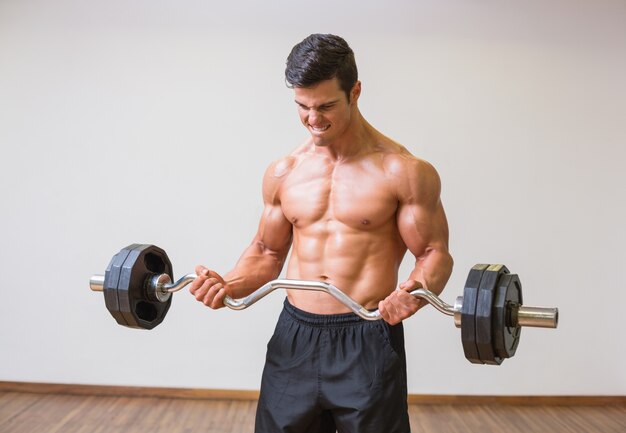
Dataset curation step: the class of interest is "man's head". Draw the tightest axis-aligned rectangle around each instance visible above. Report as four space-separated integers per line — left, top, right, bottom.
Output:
285 34 358 101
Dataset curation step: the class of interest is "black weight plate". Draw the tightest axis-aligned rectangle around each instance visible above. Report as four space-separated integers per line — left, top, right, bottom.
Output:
140 244 173 329
492 274 511 359
103 244 140 327
475 264 509 365
116 244 148 328
493 273 523 360
135 245 173 329
504 275 523 358
118 244 173 329
461 264 490 364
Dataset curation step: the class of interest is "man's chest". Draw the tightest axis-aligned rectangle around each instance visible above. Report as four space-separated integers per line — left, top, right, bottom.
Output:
279 161 398 230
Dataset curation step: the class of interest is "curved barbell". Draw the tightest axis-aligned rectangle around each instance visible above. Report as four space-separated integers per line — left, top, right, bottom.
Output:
89 244 559 365
89 272 557 329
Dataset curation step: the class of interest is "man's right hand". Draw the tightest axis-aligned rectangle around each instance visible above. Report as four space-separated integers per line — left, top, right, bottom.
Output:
189 266 229 309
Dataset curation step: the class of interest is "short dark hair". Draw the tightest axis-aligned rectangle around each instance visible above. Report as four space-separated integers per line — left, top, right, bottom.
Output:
285 34 358 100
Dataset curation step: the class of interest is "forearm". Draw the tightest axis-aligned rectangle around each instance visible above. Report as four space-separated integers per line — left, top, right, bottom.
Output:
408 248 453 297
222 241 289 298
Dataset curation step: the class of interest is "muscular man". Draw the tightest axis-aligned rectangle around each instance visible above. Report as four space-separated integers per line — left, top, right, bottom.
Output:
190 34 453 433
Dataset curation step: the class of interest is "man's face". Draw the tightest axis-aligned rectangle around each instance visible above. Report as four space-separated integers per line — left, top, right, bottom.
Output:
294 78 360 147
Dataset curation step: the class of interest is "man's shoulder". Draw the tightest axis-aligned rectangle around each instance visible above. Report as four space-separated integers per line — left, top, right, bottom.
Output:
377 143 441 204
262 143 311 199
267 143 309 179
380 145 437 180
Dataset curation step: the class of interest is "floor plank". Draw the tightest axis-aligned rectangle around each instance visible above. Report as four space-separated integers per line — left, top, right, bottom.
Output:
0 391 623 433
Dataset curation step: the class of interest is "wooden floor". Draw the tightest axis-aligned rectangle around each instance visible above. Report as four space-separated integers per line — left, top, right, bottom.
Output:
1 390 624 433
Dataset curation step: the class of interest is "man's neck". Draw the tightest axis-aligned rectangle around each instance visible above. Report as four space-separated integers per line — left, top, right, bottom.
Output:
314 112 377 161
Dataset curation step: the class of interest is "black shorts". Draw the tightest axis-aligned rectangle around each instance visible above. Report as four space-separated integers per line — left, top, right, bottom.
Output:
255 299 410 433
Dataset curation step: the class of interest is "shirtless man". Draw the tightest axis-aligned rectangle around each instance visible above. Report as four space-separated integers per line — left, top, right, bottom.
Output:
190 34 453 433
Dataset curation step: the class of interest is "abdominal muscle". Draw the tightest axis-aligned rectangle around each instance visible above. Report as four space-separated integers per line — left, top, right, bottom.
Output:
284 222 406 314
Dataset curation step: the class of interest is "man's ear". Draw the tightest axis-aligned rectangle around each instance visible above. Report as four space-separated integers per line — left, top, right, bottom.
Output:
350 80 362 104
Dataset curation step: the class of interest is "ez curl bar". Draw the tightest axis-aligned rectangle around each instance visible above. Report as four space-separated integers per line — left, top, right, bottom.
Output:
90 244 558 365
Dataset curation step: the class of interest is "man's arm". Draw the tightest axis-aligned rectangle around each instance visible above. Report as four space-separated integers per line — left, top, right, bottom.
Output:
190 158 294 309
378 157 454 324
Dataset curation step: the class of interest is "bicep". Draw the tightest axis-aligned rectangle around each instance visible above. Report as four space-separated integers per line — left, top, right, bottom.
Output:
395 161 449 258
397 200 449 259
254 159 294 257
254 203 293 258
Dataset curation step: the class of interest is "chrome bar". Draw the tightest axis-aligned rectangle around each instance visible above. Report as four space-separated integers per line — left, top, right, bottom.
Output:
410 288 456 316
163 273 197 293
162 275 455 321
224 279 379 319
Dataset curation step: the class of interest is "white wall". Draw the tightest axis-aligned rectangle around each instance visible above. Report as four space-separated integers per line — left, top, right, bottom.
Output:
1 0 624 396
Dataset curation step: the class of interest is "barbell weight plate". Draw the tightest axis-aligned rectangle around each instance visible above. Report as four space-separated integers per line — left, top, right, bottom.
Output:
118 244 174 329
115 244 147 328
493 273 523 359
461 264 490 364
475 264 509 365
137 244 174 329
103 244 141 327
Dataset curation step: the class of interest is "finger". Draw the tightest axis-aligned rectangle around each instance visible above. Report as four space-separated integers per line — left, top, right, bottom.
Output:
380 301 400 325
190 266 210 294
195 265 210 276
378 300 389 321
399 279 422 291
383 301 401 326
189 276 204 295
394 290 420 311
204 277 220 286
387 297 403 324
385 292 419 322
387 317 400 326
399 279 414 290
192 276 216 300
203 282 224 308
189 273 210 294
210 287 228 309
206 269 224 283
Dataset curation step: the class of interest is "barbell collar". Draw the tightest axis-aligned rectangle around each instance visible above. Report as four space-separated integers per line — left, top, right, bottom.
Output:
454 296 463 328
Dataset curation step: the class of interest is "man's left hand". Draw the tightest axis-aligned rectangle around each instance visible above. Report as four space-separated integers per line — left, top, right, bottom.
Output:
378 279 424 325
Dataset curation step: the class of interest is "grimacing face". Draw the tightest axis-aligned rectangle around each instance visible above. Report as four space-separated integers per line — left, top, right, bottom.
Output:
294 77 360 147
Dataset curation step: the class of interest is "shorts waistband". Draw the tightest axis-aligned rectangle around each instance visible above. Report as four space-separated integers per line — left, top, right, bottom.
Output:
282 298 372 327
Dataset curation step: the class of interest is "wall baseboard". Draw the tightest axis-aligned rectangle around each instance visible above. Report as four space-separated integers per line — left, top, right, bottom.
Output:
0 381 258 401
1 381 624 406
